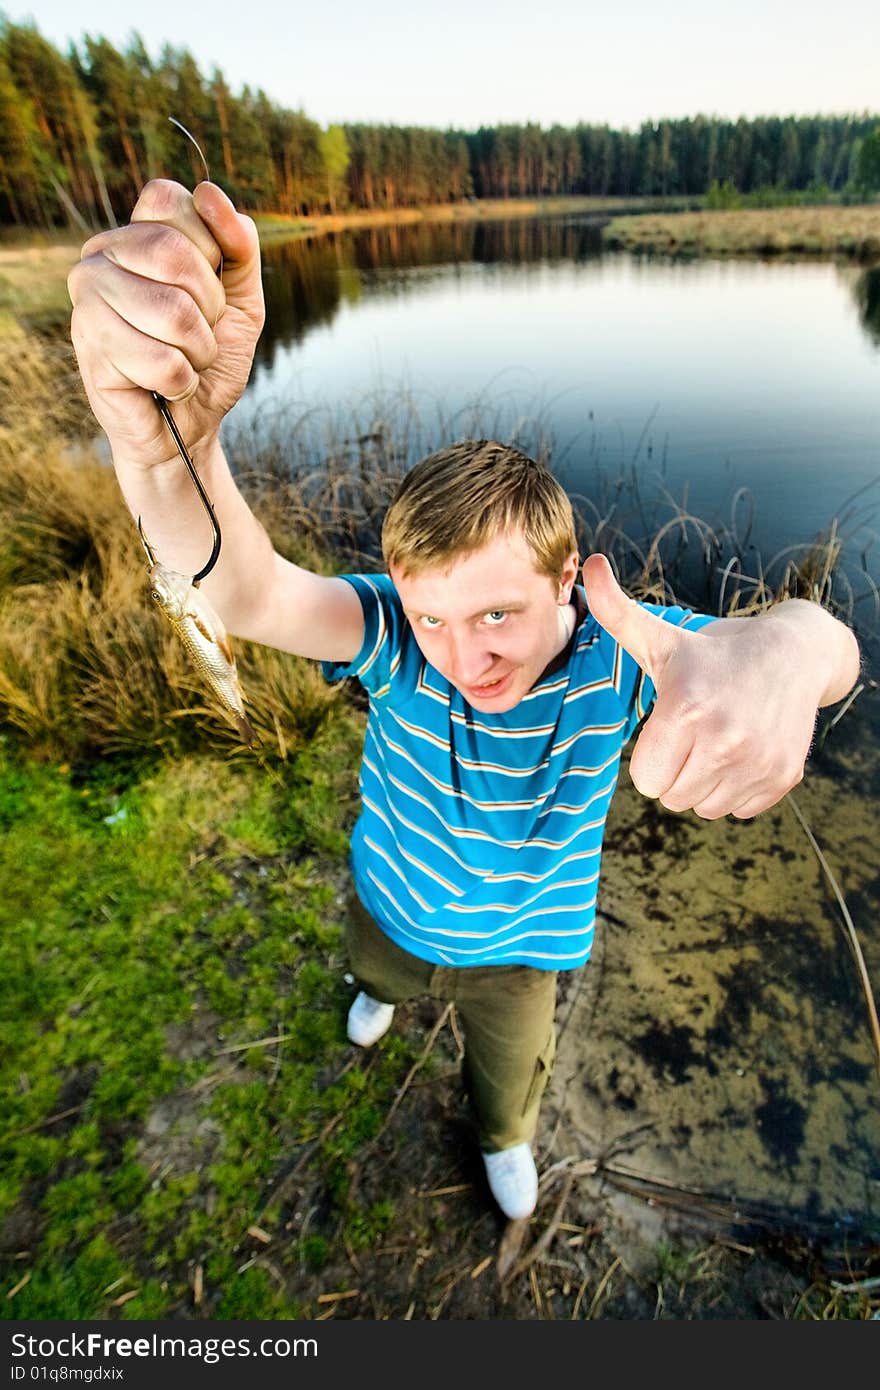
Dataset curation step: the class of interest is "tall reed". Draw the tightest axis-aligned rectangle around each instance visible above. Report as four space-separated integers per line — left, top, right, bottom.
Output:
1 329 874 766
0 333 342 763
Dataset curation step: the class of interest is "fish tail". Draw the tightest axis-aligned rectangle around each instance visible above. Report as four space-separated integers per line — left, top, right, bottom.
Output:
235 711 260 748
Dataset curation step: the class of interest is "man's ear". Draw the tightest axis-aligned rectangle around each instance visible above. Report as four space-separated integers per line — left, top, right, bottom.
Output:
557 551 579 604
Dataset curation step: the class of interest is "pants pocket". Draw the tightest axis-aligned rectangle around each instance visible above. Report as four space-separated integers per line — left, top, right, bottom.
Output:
521 1028 557 1119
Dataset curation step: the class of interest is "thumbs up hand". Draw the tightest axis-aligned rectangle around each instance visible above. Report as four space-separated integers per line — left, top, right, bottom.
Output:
580 554 832 821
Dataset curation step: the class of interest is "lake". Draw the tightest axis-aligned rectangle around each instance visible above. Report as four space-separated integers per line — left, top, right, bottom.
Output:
233 216 880 657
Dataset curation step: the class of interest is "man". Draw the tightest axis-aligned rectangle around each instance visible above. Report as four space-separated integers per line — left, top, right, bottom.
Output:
68 181 861 1221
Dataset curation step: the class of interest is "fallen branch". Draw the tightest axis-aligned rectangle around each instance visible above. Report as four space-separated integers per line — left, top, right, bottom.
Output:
600 1160 880 1253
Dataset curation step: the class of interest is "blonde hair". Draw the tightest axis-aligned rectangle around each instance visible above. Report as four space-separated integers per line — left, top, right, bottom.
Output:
381 440 577 580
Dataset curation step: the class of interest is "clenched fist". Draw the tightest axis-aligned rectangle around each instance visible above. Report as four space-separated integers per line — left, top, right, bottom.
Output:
68 179 264 475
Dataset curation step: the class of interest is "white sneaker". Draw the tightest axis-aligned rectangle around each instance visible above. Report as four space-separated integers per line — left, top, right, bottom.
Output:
347 991 395 1047
482 1142 538 1220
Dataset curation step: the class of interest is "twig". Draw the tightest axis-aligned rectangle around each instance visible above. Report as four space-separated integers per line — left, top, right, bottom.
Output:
369 1003 453 1145
110 1289 140 1308
785 792 880 1081
830 1275 880 1293
256 1054 368 1216
448 1004 465 1061
6 1272 31 1300
599 1160 880 1249
571 1274 590 1319
2 1104 82 1143
256 1111 345 1218
214 1032 292 1056
188 1065 240 1093
504 1174 575 1283
587 1255 621 1318
538 1154 599 1190
269 1019 284 1087
429 1264 471 1319
496 1218 530 1285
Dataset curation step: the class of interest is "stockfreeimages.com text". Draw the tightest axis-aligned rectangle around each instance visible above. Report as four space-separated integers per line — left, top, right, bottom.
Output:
10 1334 316 1365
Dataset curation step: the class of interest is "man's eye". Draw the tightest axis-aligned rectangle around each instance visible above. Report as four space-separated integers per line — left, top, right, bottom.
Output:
484 611 507 625
419 615 442 629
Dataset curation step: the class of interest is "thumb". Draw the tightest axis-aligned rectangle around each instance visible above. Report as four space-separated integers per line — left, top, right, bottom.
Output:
192 181 263 318
581 553 680 681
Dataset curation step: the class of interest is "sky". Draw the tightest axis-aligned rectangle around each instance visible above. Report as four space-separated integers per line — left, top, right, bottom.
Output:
6 0 878 131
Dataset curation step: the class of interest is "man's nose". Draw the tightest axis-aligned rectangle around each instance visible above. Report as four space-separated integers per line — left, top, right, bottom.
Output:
449 628 493 685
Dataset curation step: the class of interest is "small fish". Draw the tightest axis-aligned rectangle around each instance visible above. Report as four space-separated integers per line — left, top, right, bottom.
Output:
145 553 258 748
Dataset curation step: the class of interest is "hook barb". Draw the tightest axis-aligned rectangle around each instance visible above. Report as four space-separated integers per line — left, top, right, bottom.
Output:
137 515 156 567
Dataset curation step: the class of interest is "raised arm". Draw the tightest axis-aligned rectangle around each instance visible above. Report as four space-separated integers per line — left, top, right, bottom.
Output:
68 179 364 665
581 553 861 821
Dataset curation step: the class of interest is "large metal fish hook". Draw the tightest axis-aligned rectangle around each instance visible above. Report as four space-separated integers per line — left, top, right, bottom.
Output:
140 116 223 585
149 390 222 584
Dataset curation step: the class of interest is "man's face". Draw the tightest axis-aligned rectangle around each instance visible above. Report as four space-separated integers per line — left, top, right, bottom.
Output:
391 530 579 713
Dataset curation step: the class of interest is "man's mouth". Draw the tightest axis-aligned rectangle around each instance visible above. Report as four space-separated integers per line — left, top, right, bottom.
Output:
469 670 514 700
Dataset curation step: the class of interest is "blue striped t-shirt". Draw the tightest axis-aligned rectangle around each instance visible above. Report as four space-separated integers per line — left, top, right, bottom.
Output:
322 574 717 971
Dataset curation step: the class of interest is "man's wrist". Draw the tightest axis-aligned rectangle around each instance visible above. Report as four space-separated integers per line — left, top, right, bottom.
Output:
112 431 230 577
111 423 222 477
758 599 860 708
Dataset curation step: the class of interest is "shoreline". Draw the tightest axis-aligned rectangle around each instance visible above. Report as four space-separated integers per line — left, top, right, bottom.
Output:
0 195 693 258
2 200 877 335
250 193 701 242
2 197 878 268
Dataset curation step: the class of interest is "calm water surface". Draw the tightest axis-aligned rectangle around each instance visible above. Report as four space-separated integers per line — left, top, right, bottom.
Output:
237 218 880 633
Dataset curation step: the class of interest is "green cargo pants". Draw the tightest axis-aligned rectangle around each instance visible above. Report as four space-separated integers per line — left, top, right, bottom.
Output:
345 895 558 1153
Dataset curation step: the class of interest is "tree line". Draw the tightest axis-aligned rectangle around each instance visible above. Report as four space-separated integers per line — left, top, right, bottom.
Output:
1 16 878 231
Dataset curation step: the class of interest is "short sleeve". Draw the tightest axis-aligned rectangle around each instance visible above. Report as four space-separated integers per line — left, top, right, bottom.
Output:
320 573 407 700
596 602 719 745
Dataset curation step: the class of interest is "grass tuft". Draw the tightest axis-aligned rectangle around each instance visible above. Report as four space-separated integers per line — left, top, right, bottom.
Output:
601 205 880 260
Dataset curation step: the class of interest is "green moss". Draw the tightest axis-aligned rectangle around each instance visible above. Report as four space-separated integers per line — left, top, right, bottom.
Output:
5 1235 131 1320
0 734 428 1318
343 1199 396 1251
297 1234 330 1270
118 1279 174 1320
212 1266 296 1319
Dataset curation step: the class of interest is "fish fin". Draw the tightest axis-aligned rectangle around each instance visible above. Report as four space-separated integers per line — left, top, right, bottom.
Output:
189 611 213 643
190 609 235 667
216 632 236 667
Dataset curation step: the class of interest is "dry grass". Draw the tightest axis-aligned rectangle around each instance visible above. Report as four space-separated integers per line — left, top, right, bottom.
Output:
792 1273 880 1320
0 331 343 763
1 317 874 767
231 395 873 626
602 205 880 259
0 245 79 332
